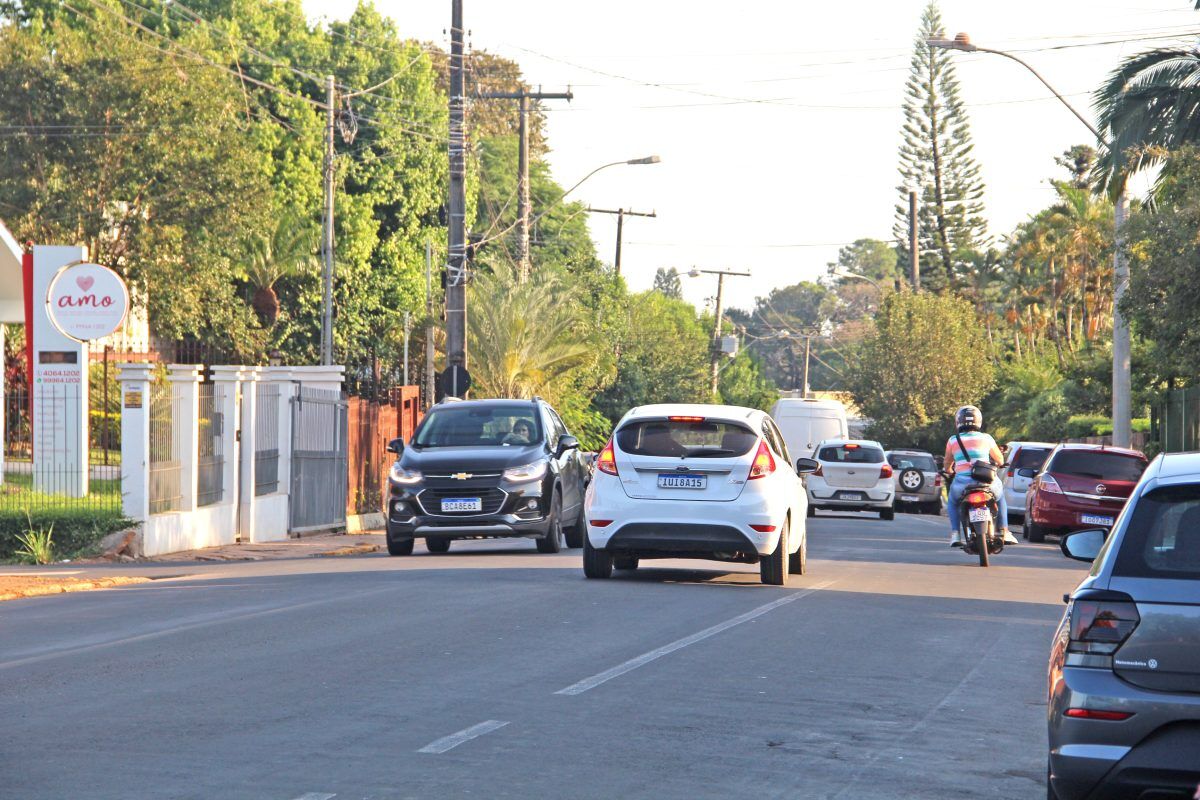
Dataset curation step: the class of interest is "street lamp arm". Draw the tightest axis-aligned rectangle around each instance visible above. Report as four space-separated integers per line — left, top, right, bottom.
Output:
975 46 1105 144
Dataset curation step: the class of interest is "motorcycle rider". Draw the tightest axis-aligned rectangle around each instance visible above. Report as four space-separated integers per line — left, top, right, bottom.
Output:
943 405 1019 547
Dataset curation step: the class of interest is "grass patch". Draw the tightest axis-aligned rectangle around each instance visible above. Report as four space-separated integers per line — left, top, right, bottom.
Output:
0 507 130 562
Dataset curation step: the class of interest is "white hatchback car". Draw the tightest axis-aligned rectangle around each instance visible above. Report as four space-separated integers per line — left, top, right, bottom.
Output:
806 439 895 519
583 404 818 585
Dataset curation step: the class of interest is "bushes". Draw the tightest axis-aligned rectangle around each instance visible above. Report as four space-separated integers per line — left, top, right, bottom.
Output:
1065 414 1110 439
0 509 130 561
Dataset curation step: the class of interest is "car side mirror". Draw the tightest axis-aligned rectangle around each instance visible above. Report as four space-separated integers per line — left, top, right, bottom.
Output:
1017 468 1036 479
387 437 404 455
1060 528 1107 563
556 435 580 457
795 457 820 474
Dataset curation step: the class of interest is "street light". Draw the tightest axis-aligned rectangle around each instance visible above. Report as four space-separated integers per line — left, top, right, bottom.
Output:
688 267 751 397
558 155 661 203
830 267 882 292
928 32 1133 448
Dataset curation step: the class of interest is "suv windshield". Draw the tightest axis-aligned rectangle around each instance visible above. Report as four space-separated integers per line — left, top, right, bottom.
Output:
616 419 757 458
819 444 885 463
888 453 937 471
1049 450 1146 481
1012 446 1051 471
413 405 542 448
1114 485 1200 579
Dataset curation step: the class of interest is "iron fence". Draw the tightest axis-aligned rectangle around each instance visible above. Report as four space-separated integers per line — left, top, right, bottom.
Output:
1160 386 1200 453
197 383 224 507
149 383 182 514
290 387 348 532
255 384 280 496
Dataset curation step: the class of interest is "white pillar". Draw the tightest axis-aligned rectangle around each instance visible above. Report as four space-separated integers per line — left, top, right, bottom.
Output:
209 366 245 544
117 362 153 522
166 365 202 513
238 366 261 541
264 366 295 494
0 323 5 486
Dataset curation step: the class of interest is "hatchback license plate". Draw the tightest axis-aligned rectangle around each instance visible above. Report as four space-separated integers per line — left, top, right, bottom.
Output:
441 498 482 512
1080 513 1114 527
658 474 706 490
968 507 991 523
836 491 865 501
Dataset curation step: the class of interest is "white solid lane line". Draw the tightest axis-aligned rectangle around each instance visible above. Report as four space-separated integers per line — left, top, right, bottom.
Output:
418 720 511 754
555 580 837 696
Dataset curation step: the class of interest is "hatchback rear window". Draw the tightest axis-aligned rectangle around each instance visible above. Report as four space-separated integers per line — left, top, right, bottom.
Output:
1012 447 1050 471
616 419 757 458
819 445 884 463
888 454 937 471
1114 485 1200 580
1048 450 1147 482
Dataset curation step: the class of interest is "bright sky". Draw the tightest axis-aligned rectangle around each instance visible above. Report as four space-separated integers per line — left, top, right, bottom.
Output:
304 0 1199 313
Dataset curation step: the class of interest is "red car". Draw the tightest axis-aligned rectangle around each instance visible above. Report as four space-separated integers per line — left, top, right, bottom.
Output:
1023 443 1148 542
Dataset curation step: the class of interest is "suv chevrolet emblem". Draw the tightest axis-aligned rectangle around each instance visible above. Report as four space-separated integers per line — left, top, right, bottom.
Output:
452 472 472 480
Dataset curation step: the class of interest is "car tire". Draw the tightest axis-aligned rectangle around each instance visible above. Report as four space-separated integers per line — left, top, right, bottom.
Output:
807 504 815 518
787 524 806 575
583 533 613 579
1025 521 1047 543
880 506 895 521
536 491 564 554
563 502 585 549
386 534 414 556
613 555 639 570
426 538 451 554
760 522 788 586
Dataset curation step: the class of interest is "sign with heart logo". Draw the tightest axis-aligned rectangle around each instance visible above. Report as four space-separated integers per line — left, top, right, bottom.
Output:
46 262 130 342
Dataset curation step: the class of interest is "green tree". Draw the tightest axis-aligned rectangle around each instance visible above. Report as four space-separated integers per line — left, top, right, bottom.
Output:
719 351 779 412
243 209 320 328
829 239 899 286
848 292 994 450
653 267 682 299
894 1 988 291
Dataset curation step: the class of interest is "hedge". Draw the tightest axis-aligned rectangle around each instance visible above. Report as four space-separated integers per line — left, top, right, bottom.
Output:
0 509 131 561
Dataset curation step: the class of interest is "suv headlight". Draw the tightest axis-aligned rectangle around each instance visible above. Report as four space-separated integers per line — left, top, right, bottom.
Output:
389 463 423 485
503 461 547 482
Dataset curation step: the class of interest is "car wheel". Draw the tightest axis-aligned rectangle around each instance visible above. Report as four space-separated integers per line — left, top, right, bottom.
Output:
806 504 815 518
880 505 895 521
583 532 613 579
787 523 806 575
613 555 639 570
536 491 564 554
426 538 451 554
386 534 414 556
760 522 788 586
1025 521 1047 543
563 502 585 549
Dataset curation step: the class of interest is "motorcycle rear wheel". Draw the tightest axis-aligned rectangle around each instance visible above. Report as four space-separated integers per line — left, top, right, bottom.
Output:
974 522 990 567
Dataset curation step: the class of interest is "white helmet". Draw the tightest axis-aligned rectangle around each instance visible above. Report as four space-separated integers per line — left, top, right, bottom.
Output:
955 405 982 431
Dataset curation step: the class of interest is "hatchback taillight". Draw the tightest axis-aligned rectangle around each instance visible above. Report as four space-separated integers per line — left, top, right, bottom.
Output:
879 463 893 479
596 439 618 476
1068 593 1139 656
1040 474 1063 494
748 440 776 480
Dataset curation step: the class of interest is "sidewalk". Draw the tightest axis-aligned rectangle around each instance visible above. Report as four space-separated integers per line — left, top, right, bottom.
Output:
113 530 386 563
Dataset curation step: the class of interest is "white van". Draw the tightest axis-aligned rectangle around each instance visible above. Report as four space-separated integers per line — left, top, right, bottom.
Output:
769 398 849 460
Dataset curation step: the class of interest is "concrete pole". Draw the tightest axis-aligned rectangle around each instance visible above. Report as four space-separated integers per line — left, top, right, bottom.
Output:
424 241 435 411
321 75 336 366
614 208 624 275
517 92 531 283
802 335 812 398
1112 187 1132 448
445 0 468 374
710 273 725 399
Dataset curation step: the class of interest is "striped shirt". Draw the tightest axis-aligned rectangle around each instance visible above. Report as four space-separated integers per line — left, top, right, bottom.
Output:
945 431 998 474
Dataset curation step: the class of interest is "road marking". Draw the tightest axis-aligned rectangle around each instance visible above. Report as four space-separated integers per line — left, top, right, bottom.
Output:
418 720 510 754
555 580 836 696
290 794 335 800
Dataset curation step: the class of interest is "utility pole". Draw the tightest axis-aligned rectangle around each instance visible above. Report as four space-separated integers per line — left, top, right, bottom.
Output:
688 268 751 398
321 74 336 365
587 207 656 275
402 311 410 387
477 87 573 282
908 189 920 291
1112 188 1132 448
445 0 468 377
424 241 435 410
802 335 812 398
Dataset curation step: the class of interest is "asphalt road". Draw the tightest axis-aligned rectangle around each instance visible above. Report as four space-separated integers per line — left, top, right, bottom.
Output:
0 511 1088 799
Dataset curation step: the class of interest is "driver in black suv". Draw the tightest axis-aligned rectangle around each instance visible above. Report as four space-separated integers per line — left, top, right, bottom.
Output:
384 398 588 556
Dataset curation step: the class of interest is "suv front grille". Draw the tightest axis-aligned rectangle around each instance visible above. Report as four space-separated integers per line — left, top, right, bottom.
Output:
417 487 507 516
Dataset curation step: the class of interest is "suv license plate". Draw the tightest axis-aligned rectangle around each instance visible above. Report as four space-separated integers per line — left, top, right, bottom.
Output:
968 507 991 523
658 474 706 490
901 494 921 503
441 498 482 512
1080 514 1114 527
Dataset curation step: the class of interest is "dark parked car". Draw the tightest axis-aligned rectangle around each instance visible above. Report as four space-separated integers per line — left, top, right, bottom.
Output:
384 398 588 555
1024 444 1148 543
1048 452 1200 800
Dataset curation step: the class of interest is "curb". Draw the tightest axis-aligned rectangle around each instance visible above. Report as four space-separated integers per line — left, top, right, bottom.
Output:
0 576 151 602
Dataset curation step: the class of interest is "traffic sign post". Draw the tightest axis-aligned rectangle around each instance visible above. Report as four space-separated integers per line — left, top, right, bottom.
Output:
437 364 471 400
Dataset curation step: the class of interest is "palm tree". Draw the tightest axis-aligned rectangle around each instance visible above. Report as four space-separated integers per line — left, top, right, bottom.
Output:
244 210 320 327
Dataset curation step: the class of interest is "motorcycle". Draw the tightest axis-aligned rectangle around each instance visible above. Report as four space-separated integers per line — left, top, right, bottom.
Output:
943 463 1006 568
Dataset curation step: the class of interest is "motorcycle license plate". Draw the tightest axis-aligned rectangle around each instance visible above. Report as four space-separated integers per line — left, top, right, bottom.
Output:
968 507 991 523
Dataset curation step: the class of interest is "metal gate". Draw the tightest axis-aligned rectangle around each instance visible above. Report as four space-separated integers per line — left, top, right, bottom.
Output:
289 387 349 533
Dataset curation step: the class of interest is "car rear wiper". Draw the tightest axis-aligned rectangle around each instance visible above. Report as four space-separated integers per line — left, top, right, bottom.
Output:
685 447 739 457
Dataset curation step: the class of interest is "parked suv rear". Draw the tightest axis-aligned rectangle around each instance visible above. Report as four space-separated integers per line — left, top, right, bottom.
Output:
1048 452 1200 799
384 398 588 555
886 449 942 515
806 439 895 519
1001 441 1054 525
1024 444 1148 542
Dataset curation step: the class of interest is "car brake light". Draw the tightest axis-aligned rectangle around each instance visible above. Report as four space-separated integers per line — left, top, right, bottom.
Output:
843 443 860 449
589 519 613 528
596 439 618 476
1040 475 1063 494
965 491 990 505
1068 595 1140 656
879 463 893 479
668 415 705 423
934 474 942 487
749 524 776 532
748 440 776 480
1064 708 1134 721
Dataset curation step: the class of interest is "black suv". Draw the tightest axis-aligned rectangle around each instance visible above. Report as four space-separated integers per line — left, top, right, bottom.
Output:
384 398 588 555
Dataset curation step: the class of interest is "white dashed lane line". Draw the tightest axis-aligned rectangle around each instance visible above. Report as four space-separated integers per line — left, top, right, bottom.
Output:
289 793 335 800
417 720 511 754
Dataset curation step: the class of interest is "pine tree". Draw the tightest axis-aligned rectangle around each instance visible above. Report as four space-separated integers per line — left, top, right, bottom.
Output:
893 1 989 292
653 267 683 299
